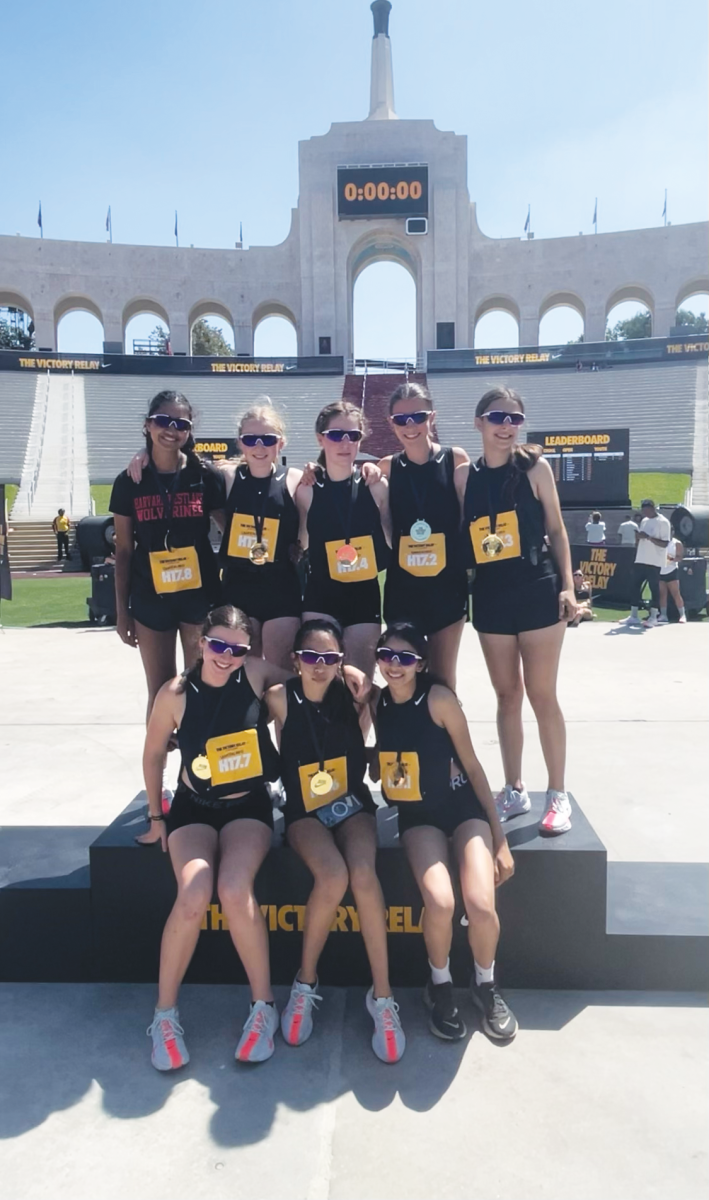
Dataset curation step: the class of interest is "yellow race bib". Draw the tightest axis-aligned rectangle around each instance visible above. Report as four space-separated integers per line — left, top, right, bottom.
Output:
325 536 378 582
149 546 202 594
205 729 262 786
469 510 521 564
398 533 446 578
379 751 422 802
299 756 349 812
227 514 280 560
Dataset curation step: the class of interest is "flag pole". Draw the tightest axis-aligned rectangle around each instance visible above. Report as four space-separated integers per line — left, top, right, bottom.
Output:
174 211 179 248
663 189 667 227
594 198 597 236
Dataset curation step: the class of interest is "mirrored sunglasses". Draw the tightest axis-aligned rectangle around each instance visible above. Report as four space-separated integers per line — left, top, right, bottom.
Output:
204 636 251 657
295 649 344 666
390 411 430 427
323 429 364 443
240 434 280 447
148 413 193 432
482 410 525 426
376 647 422 667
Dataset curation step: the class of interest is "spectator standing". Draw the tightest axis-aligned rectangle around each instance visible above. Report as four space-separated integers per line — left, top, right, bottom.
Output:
618 512 641 545
658 537 686 624
585 511 606 545
52 509 71 561
620 499 671 628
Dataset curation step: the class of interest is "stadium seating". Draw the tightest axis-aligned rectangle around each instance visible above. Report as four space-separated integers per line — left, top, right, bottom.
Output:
0 372 39 485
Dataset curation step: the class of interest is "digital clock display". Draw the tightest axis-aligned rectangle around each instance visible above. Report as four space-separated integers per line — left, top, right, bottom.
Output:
337 165 428 219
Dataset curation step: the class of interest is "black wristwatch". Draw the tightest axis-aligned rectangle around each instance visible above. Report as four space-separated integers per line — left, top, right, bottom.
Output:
148 813 165 823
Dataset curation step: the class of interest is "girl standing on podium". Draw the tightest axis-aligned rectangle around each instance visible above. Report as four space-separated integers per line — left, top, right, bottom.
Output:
265 618 406 1063
455 386 578 836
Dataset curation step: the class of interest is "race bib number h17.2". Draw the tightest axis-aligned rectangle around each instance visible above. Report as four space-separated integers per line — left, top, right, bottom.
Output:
227 514 280 560
399 532 446 578
325 536 378 582
469 510 521 564
149 546 202 594
379 751 422 802
299 756 349 811
205 729 262 785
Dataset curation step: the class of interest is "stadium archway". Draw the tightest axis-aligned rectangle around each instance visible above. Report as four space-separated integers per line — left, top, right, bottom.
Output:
605 286 654 339
123 298 170 355
539 292 585 345
352 261 416 363
253 302 298 357
474 296 520 349
188 301 235 354
348 234 420 364
55 296 104 354
674 282 709 331
0 290 34 347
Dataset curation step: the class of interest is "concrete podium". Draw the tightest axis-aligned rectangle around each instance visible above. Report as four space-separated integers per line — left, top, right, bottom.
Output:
1 794 706 990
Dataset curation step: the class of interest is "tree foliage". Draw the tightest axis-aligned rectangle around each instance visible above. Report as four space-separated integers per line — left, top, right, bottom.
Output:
191 318 233 357
674 308 708 334
605 310 652 341
0 313 34 350
148 325 170 353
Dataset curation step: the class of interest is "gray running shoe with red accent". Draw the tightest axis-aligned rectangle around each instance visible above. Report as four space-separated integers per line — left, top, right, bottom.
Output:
147 1007 189 1071
365 988 406 1063
281 978 322 1046
470 980 518 1041
235 1000 279 1063
540 789 572 836
495 784 531 822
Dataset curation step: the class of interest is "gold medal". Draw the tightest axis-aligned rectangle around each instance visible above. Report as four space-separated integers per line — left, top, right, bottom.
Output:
311 770 334 796
191 754 212 780
482 533 504 558
249 542 269 565
336 543 359 566
392 761 409 786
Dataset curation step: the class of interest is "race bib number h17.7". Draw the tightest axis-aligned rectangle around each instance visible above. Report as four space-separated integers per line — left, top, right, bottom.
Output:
149 546 202 594
205 728 262 785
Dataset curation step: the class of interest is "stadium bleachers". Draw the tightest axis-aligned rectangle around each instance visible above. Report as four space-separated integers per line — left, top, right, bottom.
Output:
427 362 701 472
83 374 344 482
0 372 41 485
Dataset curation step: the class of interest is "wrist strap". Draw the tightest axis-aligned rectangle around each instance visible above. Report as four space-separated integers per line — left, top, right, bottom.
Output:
149 813 165 822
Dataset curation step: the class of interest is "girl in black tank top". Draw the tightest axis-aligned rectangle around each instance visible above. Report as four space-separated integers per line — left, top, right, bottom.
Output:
297 402 392 677
454 387 577 842
265 619 405 1063
219 404 303 669
371 622 517 1044
376 382 469 691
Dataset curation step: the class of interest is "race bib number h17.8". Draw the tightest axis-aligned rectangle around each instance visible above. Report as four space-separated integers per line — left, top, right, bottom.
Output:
149 546 202 594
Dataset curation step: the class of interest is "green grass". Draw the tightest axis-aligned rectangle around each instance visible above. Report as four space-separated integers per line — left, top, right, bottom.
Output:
629 473 690 508
91 485 113 514
0 578 90 626
3 484 18 513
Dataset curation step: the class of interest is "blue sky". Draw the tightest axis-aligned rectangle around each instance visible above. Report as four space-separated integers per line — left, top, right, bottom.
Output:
1 0 707 356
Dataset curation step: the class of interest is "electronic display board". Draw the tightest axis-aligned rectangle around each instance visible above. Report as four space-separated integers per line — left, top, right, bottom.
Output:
337 165 428 219
527 428 630 506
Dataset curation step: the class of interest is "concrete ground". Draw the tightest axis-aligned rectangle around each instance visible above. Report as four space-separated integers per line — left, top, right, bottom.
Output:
0 620 707 1199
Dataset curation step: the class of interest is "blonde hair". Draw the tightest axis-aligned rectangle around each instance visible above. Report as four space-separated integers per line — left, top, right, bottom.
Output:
237 397 287 443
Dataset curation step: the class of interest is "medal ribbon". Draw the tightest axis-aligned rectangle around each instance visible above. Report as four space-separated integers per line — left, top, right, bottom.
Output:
329 474 356 546
149 462 185 551
403 456 432 524
301 686 330 774
194 670 237 758
246 468 273 548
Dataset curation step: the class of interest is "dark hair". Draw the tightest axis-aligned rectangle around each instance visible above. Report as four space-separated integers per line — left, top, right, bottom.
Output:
388 381 432 415
476 386 542 475
144 390 202 472
591 511 602 522
293 618 350 721
376 621 450 691
58 508 65 515
179 605 252 692
632 512 642 522
314 401 367 468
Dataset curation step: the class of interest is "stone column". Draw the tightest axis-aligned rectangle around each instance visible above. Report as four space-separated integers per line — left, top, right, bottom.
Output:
519 310 539 347
168 316 190 356
584 308 607 344
652 303 675 338
368 2 397 120
33 311 55 351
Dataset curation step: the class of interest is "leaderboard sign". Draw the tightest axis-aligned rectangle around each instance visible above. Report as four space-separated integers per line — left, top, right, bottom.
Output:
337 164 428 219
527 428 630 506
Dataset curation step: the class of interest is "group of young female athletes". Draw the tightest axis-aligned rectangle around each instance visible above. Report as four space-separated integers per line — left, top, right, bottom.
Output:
109 380 579 1071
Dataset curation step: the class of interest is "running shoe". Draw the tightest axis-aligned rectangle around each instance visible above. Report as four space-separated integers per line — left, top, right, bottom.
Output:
679 614 687 624
618 615 642 627
147 1007 189 1071
235 1000 279 1063
495 784 531 822
642 614 660 628
470 980 518 1041
656 615 669 625
540 790 572 836
281 978 322 1046
365 988 406 1063
423 980 467 1041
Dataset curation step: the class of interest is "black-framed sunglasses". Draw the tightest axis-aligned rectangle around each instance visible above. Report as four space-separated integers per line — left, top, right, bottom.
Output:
295 649 345 666
390 411 430 427
240 433 280 447
323 428 364 443
204 636 251 657
147 413 193 432
482 411 525 426
376 647 422 667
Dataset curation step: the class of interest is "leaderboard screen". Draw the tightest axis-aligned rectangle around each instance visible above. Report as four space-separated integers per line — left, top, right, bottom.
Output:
527 428 630 506
337 164 428 218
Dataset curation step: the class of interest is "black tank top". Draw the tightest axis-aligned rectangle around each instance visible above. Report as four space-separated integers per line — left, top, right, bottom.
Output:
388 447 463 583
221 465 299 579
463 458 552 582
178 666 280 798
307 471 388 585
279 678 369 808
376 679 459 806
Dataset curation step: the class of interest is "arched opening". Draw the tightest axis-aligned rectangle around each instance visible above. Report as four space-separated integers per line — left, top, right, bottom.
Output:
352 261 416 363
0 291 34 349
605 286 654 340
674 289 709 335
55 297 104 354
123 299 171 355
474 311 520 349
189 301 235 356
539 293 585 345
253 303 298 357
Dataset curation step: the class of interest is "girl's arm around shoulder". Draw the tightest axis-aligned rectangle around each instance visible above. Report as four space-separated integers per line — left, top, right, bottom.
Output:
286 467 303 498
452 446 470 468
295 480 313 551
264 684 288 736
245 657 294 697
454 459 471 514
375 454 393 478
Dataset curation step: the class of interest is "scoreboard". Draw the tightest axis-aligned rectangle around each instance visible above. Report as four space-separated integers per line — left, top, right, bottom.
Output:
527 428 630 506
337 164 428 219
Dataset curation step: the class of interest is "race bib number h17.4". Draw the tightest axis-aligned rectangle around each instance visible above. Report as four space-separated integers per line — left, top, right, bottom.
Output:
149 546 202 594
326 536 378 582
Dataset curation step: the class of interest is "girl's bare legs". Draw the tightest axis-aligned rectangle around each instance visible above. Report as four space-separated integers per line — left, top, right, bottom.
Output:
428 617 466 692
478 633 525 788
157 824 218 1009
135 621 177 722
453 820 499 969
401 826 456 969
519 621 567 793
217 819 274 1001
336 813 390 997
286 818 349 982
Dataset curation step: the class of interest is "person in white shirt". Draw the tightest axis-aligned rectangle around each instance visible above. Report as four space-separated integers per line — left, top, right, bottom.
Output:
618 513 641 545
620 499 671 628
658 536 686 624
585 511 606 544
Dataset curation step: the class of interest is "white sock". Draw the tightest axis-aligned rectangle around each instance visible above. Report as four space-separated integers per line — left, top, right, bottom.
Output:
661 607 668 617
650 608 659 618
429 959 452 985
474 960 495 986
631 606 639 618
679 607 686 617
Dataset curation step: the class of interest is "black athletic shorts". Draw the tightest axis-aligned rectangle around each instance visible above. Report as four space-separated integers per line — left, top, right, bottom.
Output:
383 572 469 636
165 782 274 836
472 572 560 636
222 569 302 624
394 773 489 838
303 577 381 628
661 569 679 584
131 589 215 633
283 782 377 829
